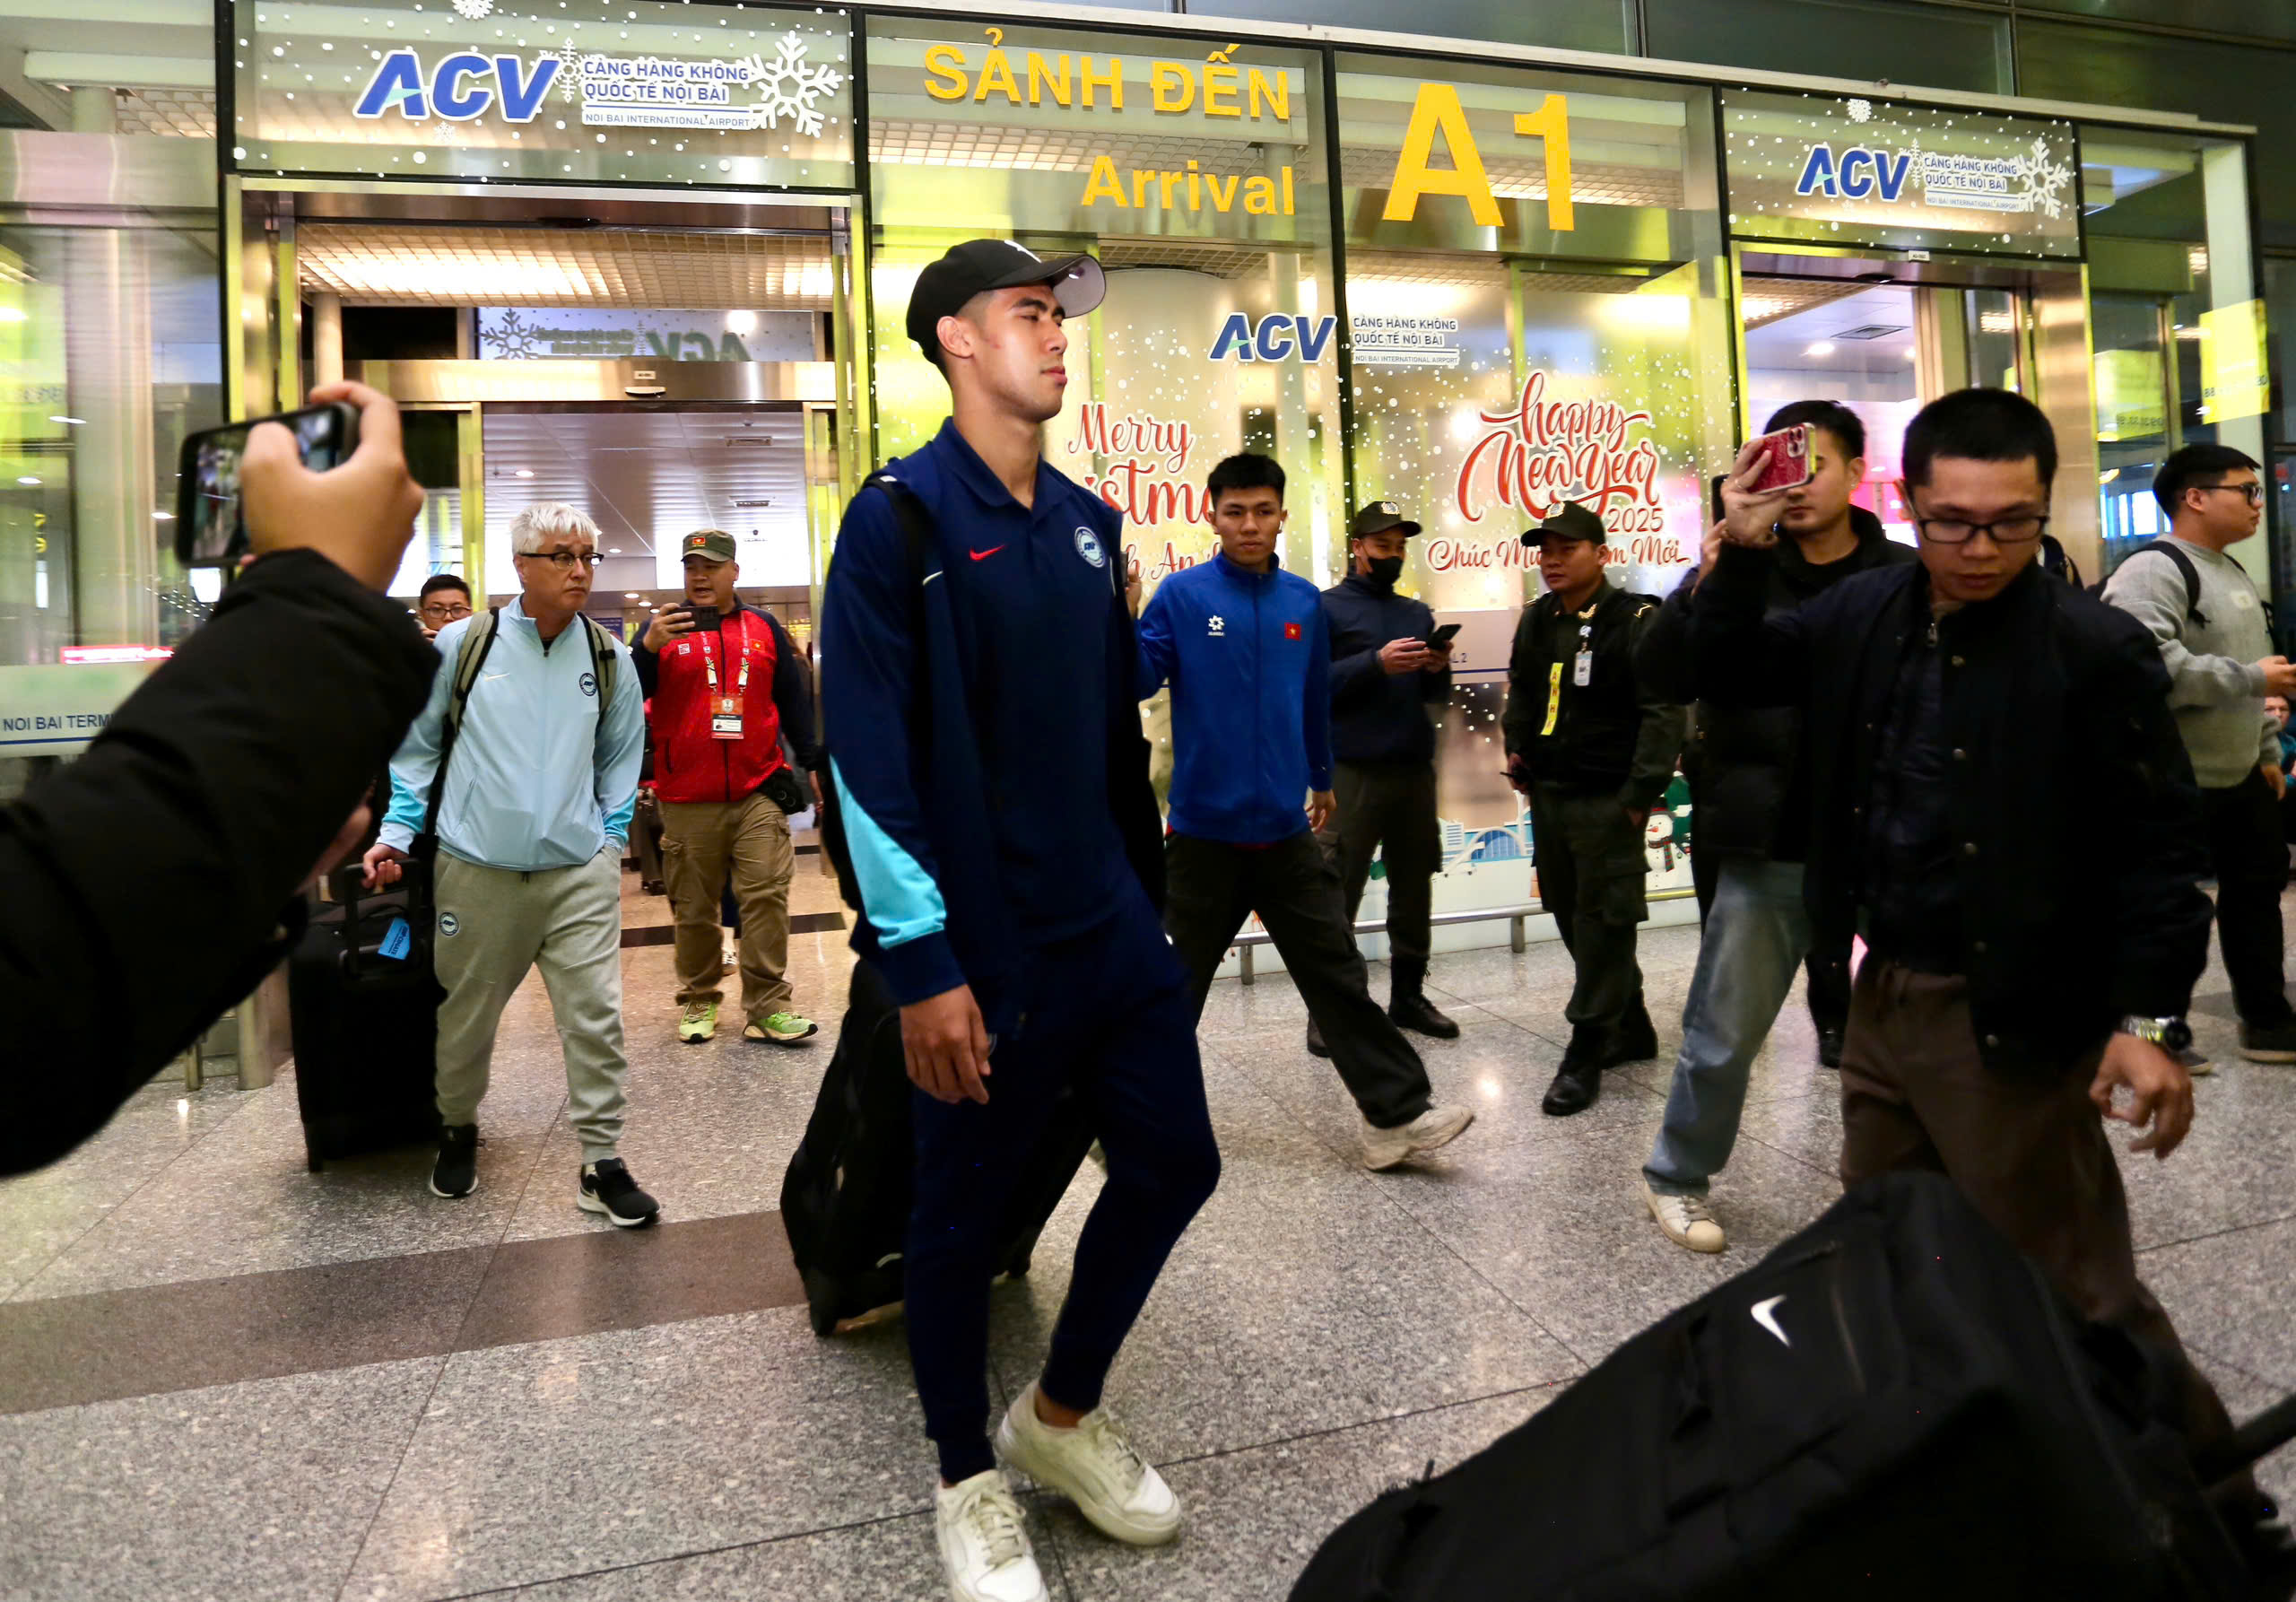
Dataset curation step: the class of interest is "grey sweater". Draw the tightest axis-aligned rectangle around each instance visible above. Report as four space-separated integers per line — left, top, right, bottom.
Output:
2100 535 2278 788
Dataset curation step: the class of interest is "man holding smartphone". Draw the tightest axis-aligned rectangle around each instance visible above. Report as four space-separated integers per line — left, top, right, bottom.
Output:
633 530 822 1048
1318 501 1459 1049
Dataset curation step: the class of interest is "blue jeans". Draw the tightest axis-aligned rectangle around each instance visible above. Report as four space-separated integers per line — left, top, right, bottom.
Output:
1644 857 1810 1197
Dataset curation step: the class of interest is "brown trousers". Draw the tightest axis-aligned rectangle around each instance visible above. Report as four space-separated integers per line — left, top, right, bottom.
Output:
660 791 795 1023
1840 960 2243 1482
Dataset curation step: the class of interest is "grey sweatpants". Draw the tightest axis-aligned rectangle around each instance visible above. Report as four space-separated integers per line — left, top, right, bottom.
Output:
433 848 628 1163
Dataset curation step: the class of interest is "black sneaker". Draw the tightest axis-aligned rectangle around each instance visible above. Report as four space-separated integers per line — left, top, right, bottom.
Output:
1389 991 1463 1040
1817 1026 1847 1070
430 1124 481 1199
2239 1021 2296 1063
578 1159 661 1228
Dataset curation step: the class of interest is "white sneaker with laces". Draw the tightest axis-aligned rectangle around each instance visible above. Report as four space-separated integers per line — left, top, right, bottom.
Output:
1643 1177 1726 1253
1360 1103 1476 1171
995 1383 1181 1546
935 1470 1048 1602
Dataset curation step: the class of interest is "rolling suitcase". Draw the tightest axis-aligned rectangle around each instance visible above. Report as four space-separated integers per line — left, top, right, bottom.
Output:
288 876 444 1171
779 960 1095 1336
1292 1171 2296 1602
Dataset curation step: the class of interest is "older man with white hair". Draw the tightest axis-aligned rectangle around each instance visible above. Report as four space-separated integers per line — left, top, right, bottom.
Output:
363 503 657 1225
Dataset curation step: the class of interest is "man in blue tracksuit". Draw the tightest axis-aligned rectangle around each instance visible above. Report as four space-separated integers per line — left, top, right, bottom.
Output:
1140 452 1474 1174
818 239 1219 1602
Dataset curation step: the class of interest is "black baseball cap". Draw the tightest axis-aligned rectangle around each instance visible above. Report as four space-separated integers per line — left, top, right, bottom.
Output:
1350 500 1422 540
1521 501 1607 546
906 239 1107 367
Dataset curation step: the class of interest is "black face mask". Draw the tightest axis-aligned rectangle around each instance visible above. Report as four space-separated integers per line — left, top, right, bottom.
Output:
1364 554 1405 588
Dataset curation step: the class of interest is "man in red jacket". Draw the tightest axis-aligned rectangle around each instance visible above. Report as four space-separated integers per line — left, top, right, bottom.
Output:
633 529 822 1046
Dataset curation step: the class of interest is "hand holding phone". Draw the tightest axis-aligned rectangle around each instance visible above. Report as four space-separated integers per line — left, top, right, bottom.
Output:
224 382 423 591
1426 622 1462 650
685 603 722 634
1716 427 1813 551
1746 423 1815 495
181 401 361 569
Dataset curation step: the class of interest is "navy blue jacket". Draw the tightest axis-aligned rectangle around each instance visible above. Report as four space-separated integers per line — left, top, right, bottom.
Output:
1321 571 1450 764
1137 553 1332 845
818 421 1162 1024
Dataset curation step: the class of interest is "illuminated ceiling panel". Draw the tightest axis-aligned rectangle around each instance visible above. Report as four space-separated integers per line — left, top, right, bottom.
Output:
296 223 837 309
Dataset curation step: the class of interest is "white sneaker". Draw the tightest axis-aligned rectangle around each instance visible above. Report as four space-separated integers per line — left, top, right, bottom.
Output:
935 1470 1047 1602
1642 1177 1726 1253
995 1383 1181 1546
1360 1103 1476 1171
721 945 737 973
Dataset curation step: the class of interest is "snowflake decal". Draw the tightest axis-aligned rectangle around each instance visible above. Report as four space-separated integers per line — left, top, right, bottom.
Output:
1846 98 1874 124
556 50 590 103
450 0 493 16
738 31 843 137
2014 134 2076 221
486 309 539 361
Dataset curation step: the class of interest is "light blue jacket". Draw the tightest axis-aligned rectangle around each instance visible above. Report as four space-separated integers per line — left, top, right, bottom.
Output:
378 597 644 872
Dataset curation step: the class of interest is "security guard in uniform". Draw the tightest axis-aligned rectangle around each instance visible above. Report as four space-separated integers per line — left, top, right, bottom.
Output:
1501 501 1684 1116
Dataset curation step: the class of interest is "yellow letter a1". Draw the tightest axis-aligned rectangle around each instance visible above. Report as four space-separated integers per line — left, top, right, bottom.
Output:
1382 83 1500 226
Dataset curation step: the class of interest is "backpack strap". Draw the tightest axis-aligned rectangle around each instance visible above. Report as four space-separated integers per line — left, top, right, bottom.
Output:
423 606 500 841
2129 540 2208 629
865 468 935 592
578 614 618 725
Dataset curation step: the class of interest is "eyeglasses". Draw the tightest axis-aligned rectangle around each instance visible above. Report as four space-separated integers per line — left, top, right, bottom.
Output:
1906 496 2049 546
419 600 474 621
521 549 602 570
2200 482 2266 507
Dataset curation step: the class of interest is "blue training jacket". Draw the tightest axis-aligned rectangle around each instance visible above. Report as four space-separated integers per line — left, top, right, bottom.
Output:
818 421 1164 1023
1137 552 1333 845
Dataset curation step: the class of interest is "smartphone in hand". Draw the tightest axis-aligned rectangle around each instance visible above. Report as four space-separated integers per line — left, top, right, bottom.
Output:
1426 622 1462 649
685 603 722 633
1747 422 1816 495
175 402 361 568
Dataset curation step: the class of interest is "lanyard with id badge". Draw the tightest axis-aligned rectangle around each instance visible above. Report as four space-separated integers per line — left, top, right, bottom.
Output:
1540 605 1598 735
704 623 749 739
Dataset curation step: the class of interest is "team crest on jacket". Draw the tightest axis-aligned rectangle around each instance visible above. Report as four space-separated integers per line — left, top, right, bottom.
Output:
1074 527 1107 569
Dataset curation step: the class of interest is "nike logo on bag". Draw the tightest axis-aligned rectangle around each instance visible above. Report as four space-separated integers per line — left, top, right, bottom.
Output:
969 546 1005 562
1751 1295 1791 1348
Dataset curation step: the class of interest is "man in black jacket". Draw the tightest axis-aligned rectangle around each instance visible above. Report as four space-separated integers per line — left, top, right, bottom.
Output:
1633 400 1916 1252
1501 501 1683 1116
1692 387 2244 1480
1320 500 1458 1047
2 380 433 1174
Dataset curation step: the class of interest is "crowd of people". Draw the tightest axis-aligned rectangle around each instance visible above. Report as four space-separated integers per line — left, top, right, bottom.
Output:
3 234 2289 1601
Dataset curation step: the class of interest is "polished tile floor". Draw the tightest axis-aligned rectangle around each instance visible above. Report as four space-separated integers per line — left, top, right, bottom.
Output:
3 853 2293 1601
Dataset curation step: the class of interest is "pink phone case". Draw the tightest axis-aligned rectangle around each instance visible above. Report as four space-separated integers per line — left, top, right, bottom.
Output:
1749 423 1814 493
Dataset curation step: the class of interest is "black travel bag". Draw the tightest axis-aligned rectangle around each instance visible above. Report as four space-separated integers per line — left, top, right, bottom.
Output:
1291 1171 2296 1602
779 959 1096 1336
288 875 445 1171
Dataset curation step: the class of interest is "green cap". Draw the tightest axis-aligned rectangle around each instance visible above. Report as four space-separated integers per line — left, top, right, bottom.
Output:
681 529 736 563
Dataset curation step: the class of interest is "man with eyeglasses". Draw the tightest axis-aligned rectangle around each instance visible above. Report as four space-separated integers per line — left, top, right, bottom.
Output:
2101 444 2296 1064
415 573 474 640
1691 390 2268 1530
362 502 658 1228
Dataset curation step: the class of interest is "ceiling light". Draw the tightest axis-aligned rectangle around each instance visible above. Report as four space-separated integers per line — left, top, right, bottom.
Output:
607 547 622 554
1904 345 1920 361
49 415 84 425
1804 342 1835 358
514 468 535 478
624 591 641 599
15 475 39 485
0 308 25 323
153 509 175 520
725 309 758 334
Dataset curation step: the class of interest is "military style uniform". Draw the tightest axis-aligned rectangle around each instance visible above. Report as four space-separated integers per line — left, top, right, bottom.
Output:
1501 572 1683 1106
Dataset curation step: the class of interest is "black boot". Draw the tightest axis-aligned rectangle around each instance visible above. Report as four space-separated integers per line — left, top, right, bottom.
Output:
1387 959 1461 1040
1606 1001 1658 1067
1542 1032 1604 1117
1305 1014 1331 1058
1816 1023 1846 1070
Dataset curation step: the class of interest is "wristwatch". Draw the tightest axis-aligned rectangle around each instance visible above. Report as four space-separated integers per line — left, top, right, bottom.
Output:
2117 1015 2194 1053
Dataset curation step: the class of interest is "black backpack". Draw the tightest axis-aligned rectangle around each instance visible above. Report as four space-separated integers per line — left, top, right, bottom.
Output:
2093 539 2207 628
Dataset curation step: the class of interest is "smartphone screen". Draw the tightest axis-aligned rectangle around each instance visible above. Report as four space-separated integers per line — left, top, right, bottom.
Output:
1427 622 1461 649
685 604 722 633
1748 423 1815 495
178 403 357 567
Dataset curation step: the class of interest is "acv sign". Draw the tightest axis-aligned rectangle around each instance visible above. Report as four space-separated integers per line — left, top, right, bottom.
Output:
352 50 562 122
1794 143 1915 202
1206 314 1336 363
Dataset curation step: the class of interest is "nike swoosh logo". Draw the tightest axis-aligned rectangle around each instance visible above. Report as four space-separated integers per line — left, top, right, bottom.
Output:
1751 1295 1790 1347
969 546 1005 562
483 673 509 682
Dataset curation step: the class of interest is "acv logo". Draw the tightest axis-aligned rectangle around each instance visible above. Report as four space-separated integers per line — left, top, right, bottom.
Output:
353 49 561 122
1207 313 1337 364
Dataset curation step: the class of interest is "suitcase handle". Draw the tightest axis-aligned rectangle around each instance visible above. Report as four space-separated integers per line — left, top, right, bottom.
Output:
2194 1392 2296 1488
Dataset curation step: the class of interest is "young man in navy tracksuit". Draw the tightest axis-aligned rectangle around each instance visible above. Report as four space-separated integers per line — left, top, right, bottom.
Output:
1139 452 1474 1173
818 239 1220 1602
